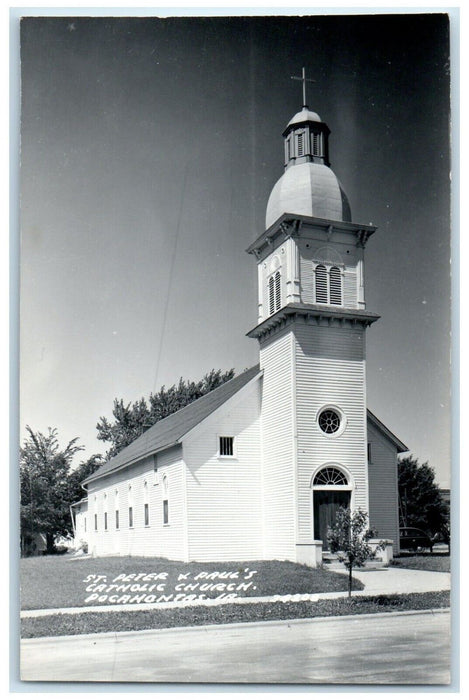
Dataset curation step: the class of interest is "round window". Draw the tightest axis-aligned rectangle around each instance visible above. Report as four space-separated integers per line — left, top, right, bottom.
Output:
318 408 341 434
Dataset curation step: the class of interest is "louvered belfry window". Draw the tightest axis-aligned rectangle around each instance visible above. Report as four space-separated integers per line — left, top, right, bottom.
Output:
329 266 342 305
312 132 320 156
269 276 275 315
268 271 281 316
297 132 304 156
274 271 281 311
315 264 328 304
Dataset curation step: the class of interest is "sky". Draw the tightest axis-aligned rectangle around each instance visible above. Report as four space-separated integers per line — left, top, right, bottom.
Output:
19 13 452 487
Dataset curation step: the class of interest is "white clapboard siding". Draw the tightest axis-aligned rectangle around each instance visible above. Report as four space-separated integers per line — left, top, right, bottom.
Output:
86 445 186 560
343 268 358 307
300 256 315 304
184 376 263 562
293 321 368 542
259 329 296 560
367 419 400 552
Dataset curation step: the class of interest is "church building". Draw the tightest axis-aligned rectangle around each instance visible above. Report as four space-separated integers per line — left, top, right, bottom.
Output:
75 81 408 565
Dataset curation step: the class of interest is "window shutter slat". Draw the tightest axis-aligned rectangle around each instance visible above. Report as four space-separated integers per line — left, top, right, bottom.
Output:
329 266 342 305
315 264 328 304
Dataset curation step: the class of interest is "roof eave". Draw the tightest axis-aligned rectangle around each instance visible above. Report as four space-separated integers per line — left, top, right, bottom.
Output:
367 409 409 453
247 303 380 339
246 213 377 256
82 440 180 487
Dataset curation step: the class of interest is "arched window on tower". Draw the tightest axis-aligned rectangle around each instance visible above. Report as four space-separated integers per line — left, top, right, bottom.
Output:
329 266 342 305
269 276 275 315
274 271 281 311
315 264 328 304
268 271 281 315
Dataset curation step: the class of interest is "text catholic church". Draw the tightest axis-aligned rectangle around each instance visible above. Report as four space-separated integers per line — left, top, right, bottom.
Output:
75 78 408 565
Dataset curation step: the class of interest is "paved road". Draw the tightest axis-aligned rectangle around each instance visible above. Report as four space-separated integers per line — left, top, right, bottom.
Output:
21 610 450 685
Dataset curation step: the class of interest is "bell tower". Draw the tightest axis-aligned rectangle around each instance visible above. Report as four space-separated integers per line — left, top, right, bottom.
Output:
247 74 379 564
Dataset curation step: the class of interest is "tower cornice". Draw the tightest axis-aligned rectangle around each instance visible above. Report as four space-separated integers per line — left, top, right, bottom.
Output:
246 213 376 259
247 302 380 341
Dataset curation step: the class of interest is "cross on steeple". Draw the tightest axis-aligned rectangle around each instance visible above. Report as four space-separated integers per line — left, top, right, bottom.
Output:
291 67 316 108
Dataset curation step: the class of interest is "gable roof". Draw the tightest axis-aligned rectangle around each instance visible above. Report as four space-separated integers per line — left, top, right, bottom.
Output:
83 364 262 486
367 409 408 453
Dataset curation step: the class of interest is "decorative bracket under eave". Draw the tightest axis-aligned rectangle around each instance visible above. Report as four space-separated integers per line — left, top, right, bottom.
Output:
279 218 301 239
356 229 372 248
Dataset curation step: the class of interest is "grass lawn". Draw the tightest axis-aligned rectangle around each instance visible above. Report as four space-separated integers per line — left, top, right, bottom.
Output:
390 553 450 573
21 590 450 639
20 555 363 611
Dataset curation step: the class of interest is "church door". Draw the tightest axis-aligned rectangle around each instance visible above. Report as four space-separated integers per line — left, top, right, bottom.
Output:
313 490 350 550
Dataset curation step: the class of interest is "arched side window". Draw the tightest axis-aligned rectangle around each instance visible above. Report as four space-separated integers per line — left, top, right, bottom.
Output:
128 484 134 528
143 480 149 526
103 492 108 531
329 266 342 305
162 475 169 526
115 489 120 530
315 264 328 304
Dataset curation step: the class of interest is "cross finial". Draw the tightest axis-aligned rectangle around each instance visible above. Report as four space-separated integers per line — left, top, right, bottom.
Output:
291 67 316 109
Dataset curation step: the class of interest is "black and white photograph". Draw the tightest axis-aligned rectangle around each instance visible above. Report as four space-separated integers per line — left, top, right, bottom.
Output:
17 11 453 686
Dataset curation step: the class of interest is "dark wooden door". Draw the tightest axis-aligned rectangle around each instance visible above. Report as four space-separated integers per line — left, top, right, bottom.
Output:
313 490 351 549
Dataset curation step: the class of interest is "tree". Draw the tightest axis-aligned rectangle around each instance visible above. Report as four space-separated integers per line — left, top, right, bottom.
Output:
327 507 380 597
96 368 235 457
67 454 105 507
20 426 84 554
398 455 449 539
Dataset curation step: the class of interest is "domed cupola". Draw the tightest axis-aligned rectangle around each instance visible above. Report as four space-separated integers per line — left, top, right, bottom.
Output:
265 76 352 229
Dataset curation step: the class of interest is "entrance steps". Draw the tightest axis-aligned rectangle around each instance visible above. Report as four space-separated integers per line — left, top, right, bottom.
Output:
322 552 388 571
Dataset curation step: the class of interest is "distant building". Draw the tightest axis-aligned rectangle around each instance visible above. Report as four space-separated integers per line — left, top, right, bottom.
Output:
80 89 408 564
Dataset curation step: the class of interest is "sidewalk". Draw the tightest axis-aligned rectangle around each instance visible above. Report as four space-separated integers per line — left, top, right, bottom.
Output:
21 567 450 619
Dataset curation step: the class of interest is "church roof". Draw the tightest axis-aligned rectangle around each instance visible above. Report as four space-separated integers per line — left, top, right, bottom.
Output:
265 162 351 229
367 410 409 453
83 364 262 486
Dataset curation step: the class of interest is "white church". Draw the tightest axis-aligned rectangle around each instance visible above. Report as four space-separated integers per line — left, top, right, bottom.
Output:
74 83 408 565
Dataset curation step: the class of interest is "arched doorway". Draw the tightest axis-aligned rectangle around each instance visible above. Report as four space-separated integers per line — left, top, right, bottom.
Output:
312 466 352 550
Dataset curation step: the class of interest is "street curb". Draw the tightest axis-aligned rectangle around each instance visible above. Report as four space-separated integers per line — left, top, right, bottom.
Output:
20 606 451 644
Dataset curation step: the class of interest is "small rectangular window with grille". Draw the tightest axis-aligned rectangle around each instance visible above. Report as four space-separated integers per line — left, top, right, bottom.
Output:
219 436 234 456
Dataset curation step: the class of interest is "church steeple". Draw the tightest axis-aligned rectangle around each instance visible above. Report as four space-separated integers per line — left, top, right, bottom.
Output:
247 82 377 325
285 67 331 168
282 107 331 169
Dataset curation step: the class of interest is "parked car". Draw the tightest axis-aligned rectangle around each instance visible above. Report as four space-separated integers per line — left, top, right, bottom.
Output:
399 527 433 552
